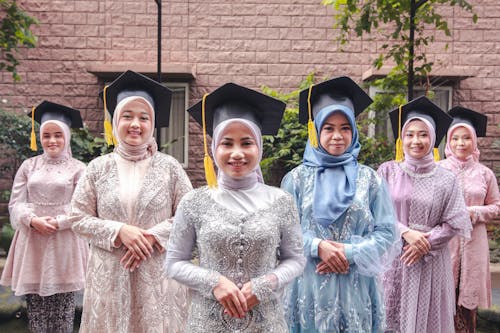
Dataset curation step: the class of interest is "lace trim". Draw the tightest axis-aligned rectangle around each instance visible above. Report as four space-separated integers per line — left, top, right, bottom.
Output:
400 163 437 178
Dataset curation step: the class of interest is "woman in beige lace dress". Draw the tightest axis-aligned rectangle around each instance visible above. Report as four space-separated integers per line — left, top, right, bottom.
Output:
71 71 192 332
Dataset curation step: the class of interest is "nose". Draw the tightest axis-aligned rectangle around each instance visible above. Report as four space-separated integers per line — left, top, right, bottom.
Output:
230 149 244 159
332 129 342 140
130 117 139 128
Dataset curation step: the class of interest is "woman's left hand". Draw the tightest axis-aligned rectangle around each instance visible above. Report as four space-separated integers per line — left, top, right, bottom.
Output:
120 234 163 271
240 282 259 311
401 244 424 266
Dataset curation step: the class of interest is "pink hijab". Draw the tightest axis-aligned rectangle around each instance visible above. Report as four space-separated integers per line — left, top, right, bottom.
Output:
211 118 264 190
112 96 158 161
40 120 72 162
444 123 480 165
401 116 436 173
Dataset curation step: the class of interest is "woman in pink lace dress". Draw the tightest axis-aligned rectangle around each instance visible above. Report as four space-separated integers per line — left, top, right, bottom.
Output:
1 101 88 332
377 97 472 333
439 106 500 332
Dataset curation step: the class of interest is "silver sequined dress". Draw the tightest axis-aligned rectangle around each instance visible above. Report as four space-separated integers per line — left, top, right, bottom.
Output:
166 185 305 333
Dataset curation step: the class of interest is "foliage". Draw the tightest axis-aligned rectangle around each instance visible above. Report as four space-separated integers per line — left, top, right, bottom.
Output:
260 73 394 186
0 0 38 81
322 0 476 118
260 74 313 186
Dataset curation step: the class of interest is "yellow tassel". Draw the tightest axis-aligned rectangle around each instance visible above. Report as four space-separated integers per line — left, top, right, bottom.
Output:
202 93 218 188
104 119 115 146
30 106 37 151
308 119 318 148
306 84 318 148
204 155 218 188
102 85 117 146
395 104 404 162
433 147 440 161
395 138 404 162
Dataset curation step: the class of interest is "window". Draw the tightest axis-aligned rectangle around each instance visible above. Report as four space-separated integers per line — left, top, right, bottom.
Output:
157 83 189 167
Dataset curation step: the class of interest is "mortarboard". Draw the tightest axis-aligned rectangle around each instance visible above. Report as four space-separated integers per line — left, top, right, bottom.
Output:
187 82 286 188
100 70 172 145
389 96 453 161
28 101 82 151
448 106 487 137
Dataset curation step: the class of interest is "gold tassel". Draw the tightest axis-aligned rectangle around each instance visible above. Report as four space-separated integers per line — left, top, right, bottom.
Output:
395 104 404 162
433 147 440 161
307 85 318 148
30 106 37 151
102 85 117 146
202 93 218 188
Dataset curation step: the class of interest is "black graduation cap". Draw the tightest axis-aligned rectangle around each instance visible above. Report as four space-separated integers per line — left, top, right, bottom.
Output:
187 82 286 136
29 100 83 128
101 70 172 127
389 96 452 148
298 76 373 123
448 106 487 137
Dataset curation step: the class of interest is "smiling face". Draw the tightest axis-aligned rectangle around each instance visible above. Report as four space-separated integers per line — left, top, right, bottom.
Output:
116 100 153 146
214 122 260 179
403 119 432 159
450 126 474 161
319 112 353 156
41 122 65 157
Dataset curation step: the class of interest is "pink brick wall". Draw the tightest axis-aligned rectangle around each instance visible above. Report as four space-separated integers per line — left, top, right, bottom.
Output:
0 0 498 187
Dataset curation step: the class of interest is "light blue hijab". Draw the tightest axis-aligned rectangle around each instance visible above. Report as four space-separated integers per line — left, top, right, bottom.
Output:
303 104 360 227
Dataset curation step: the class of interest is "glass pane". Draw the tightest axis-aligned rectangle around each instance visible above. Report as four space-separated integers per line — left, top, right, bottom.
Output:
159 86 186 164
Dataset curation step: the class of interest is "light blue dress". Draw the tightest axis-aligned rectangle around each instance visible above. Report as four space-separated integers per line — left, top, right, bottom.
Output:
281 164 397 333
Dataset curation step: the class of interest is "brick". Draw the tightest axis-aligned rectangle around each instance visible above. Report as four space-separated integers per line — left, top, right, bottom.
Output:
267 39 290 51
190 15 219 27
49 24 75 37
268 16 291 28
256 5 280 16
279 28 303 40
220 16 241 27
292 40 314 51
209 4 232 16
36 12 63 24
279 51 303 64
51 49 75 61
197 40 221 51
233 28 256 39
63 37 86 49
292 16 316 28
111 38 136 49
75 1 98 12
196 64 221 75
110 14 135 26
170 3 188 15
76 25 99 37
256 51 277 63
242 16 267 28
123 2 144 14
232 51 256 63
209 27 232 39
124 26 147 38
234 4 256 16
87 13 106 25
86 37 108 49
75 49 103 61
136 14 156 25
255 27 280 39
62 12 84 25
208 51 233 63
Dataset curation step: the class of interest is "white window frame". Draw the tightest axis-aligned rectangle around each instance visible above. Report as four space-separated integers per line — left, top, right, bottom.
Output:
158 82 190 168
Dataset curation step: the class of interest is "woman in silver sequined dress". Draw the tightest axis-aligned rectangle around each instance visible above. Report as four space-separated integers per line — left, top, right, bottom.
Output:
166 83 306 332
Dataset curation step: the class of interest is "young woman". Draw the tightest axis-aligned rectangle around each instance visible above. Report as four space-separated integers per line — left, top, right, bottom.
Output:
378 97 472 333
1 101 88 332
71 70 192 332
282 77 398 332
166 83 305 332
439 106 500 332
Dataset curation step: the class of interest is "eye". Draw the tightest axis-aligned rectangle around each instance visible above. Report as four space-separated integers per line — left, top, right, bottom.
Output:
140 116 150 121
242 140 255 146
220 140 232 147
321 125 333 132
341 126 351 131
122 114 132 119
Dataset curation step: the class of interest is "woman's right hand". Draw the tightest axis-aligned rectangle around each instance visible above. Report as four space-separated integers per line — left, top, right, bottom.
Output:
401 229 431 255
30 216 58 235
213 276 248 319
317 240 349 274
117 225 154 261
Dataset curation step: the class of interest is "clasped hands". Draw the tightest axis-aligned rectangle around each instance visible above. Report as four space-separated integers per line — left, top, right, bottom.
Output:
213 276 259 319
116 225 164 272
30 216 58 235
316 240 349 274
401 229 431 266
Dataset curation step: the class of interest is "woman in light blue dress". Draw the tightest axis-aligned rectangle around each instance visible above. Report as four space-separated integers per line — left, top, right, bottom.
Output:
281 77 398 333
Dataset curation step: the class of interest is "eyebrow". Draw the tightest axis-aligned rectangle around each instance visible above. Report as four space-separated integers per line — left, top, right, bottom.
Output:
323 122 351 127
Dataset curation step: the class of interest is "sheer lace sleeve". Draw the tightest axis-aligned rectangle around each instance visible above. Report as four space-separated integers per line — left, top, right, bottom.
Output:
71 160 124 251
8 159 36 229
